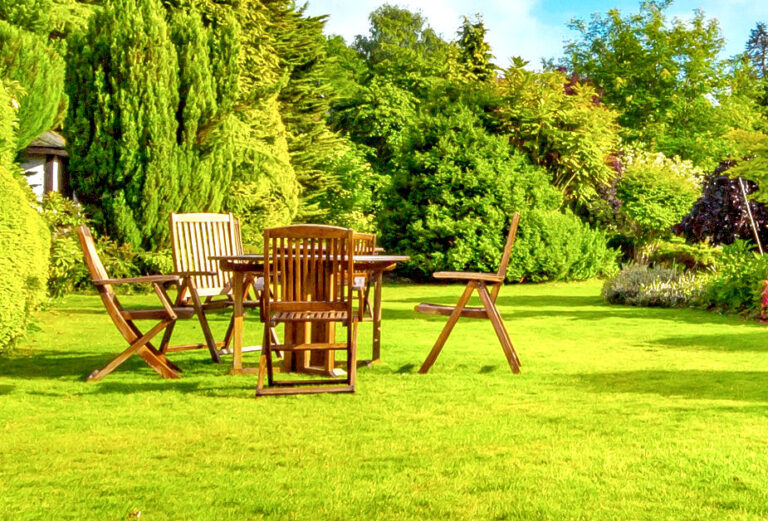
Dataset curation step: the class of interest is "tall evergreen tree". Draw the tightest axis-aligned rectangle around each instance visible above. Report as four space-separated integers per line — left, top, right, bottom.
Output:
65 0 180 248
453 15 496 82
747 22 768 78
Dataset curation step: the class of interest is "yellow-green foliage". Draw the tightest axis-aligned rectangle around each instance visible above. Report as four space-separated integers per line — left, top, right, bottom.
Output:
0 81 50 350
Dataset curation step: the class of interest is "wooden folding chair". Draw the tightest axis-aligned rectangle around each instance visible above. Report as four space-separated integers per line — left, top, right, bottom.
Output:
257 225 358 396
415 213 522 374
167 213 273 363
352 232 376 321
77 225 194 381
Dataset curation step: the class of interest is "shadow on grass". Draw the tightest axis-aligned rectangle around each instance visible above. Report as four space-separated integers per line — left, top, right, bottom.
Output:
573 370 768 403
391 294 754 327
0 384 14 395
650 332 768 352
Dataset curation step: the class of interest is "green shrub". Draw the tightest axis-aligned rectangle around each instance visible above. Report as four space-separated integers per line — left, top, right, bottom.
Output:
509 209 619 282
602 264 707 308
646 238 721 270
0 81 50 350
702 240 768 316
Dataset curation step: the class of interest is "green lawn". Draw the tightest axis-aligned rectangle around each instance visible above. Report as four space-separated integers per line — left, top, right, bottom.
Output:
2 280 768 520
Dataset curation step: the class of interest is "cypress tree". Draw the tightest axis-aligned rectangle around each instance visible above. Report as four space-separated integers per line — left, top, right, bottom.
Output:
65 0 179 248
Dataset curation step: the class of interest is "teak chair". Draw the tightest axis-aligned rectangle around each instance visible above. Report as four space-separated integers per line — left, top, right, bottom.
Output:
168 213 271 363
257 225 358 396
415 213 522 374
77 225 193 381
352 232 377 321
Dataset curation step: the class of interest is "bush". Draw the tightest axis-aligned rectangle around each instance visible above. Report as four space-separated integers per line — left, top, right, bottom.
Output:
42 192 173 298
701 240 768 316
380 102 618 282
602 264 707 308
509 209 619 282
646 238 720 270
616 147 703 253
0 81 50 350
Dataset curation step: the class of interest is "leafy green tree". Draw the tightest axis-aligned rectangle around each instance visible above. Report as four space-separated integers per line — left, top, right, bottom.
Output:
0 20 65 150
493 60 621 203
564 1 727 166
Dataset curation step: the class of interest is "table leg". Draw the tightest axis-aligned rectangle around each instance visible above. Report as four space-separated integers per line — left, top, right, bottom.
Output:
372 269 383 362
231 271 244 374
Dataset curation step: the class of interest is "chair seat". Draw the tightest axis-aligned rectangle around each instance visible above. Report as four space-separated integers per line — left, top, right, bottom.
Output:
270 310 350 325
415 302 489 319
122 307 196 320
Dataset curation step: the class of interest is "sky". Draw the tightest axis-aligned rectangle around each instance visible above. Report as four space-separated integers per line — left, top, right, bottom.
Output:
303 0 768 69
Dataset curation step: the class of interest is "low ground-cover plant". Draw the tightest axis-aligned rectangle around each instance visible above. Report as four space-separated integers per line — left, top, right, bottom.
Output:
602 263 708 308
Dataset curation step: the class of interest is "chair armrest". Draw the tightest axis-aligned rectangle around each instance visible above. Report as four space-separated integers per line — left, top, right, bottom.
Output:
93 274 181 286
432 272 504 282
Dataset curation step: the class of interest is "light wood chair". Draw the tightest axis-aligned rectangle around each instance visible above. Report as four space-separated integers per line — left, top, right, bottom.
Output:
415 213 522 374
77 225 193 381
352 232 376 321
257 225 358 396
167 213 270 363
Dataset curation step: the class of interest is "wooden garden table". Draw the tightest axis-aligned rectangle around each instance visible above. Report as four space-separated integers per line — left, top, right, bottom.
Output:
213 254 408 375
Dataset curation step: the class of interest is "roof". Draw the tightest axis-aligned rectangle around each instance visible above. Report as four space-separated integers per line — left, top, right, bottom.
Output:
26 130 67 157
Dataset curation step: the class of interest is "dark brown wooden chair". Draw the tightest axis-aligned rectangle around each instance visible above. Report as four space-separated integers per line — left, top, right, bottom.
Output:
352 232 376 321
77 225 193 381
257 225 358 396
415 213 522 374
167 213 272 363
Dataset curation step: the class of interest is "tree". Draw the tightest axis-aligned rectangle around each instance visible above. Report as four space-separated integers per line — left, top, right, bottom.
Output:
66 0 239 248
452 15 496 82
493 60 621 203
0 20 65 150
564 1 727 166
747 22 768 78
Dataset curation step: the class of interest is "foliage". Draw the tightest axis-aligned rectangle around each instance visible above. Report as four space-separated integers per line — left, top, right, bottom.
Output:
0 19 66 150
646 237 720 270
701 240 768 315
509 209 619 282
747 22 768 78
65 0 240 249
379 101 615 281
564 1 729 167
0 80 49 350
602 263 706 307
675 158 768 248
450 15 496 83
615 147 702 252
494 61 621 203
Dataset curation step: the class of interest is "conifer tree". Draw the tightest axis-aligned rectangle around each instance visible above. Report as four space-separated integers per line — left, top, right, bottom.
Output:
65 0 180 248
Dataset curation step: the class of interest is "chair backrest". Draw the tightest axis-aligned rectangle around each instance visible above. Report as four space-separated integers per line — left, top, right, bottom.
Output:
490 213 521 301
353 233 376 255
169 213 241 297
263 225 355 316
77 225 136 343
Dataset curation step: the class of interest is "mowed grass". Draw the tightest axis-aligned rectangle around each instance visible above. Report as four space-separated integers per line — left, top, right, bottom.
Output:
2 280 768 520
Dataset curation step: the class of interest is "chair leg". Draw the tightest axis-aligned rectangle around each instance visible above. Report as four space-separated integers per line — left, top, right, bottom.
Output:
419 282 476 374
476 283 521 373
187 282 221 364
159 321 176 354
88 320 180 381
348 320 358 389
257 326 270 395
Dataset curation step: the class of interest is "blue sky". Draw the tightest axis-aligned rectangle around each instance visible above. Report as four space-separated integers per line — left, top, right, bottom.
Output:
304 0 768 69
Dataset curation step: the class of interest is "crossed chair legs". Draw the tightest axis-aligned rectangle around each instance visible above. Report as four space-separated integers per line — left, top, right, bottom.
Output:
418 280 521 374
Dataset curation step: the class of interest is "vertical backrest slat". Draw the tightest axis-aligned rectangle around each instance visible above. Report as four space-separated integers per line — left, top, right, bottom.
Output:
169 213 241 297
496 213 521 280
